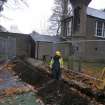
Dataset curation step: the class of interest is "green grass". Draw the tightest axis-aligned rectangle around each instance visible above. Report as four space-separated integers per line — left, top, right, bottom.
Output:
64 58 105 72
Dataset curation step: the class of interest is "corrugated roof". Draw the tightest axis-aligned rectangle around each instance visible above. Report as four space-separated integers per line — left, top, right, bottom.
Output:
87 7 105 20
30 34 61 43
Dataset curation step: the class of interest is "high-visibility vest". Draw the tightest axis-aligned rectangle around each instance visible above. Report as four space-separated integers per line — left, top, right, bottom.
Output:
49 57 64 69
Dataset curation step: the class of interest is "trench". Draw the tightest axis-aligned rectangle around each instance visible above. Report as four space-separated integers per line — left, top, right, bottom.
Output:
10 59 105 105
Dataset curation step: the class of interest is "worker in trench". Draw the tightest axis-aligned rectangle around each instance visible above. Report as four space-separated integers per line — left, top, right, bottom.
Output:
49 51 64 80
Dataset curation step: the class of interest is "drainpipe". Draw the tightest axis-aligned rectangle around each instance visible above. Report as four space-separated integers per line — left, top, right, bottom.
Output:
36 41 39 60
52 42 56 56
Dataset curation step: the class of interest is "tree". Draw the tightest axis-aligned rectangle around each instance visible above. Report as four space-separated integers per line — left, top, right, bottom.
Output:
0 0 28 22
0 0 28 12
48 0 72 35
4 0 28 10
0 0 28 32
0 0 7 11
48 0 62 35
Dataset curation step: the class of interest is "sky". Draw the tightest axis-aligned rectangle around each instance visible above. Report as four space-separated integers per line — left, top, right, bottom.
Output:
0 0 105 34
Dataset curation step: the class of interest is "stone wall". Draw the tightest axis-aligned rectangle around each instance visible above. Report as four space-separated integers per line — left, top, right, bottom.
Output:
0 32 31 59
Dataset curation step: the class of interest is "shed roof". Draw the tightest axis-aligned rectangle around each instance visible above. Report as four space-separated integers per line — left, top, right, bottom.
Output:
87 7 105 20
30 34 61 43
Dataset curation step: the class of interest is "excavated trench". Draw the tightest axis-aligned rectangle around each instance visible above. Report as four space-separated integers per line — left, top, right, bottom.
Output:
12 60 51 87
10 59 105 105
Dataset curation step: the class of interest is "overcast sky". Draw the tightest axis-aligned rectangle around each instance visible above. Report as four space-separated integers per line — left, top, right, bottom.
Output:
0 0 105 34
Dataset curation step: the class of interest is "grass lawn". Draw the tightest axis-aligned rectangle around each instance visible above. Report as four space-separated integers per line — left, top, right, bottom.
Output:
64 59 105 78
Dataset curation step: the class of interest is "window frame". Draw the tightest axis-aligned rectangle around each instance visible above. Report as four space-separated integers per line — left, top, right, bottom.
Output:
103 23 105 37
67 20 72 36
95 21 105 38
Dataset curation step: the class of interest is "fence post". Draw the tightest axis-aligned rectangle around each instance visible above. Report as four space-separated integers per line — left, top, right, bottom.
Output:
68 56 73 70
78 56 82 72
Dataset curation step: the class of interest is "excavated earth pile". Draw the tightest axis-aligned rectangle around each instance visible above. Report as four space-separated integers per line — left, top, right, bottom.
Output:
7 58 105 105
37 80 97 105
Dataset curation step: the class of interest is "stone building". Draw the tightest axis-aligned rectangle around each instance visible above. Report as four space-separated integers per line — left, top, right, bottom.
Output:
1 0 105 62
0 32 31 59
0 32 70 61
30 33 70 60
61 0 105 61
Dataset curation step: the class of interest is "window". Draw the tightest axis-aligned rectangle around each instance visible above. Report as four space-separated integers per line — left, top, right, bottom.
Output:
104 23 105 37
67 21 72 36
96 21 105 37
96 21 103 37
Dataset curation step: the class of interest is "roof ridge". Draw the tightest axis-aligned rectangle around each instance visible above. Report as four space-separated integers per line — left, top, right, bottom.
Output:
87 7 105 20
88 7 105 13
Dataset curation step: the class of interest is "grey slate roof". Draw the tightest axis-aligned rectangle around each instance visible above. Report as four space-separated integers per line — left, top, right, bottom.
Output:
69 7 105 20
87 7 105 20
30 34 61 43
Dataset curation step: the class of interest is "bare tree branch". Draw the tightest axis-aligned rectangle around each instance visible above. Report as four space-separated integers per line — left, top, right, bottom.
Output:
48 0 71 35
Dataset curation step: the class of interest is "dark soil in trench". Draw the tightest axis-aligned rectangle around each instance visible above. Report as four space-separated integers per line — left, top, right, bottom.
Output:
12 60 51 87
12 60 100 105
37 80 93 105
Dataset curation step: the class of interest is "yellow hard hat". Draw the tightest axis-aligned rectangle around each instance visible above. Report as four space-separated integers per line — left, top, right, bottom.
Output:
55 51 61 56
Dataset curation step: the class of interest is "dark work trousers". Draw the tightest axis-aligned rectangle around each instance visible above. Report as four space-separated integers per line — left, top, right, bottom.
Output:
51 56 61 80
52 68 61 80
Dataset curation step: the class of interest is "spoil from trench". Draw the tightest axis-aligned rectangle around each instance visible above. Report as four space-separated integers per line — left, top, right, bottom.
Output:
10 59 102 105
